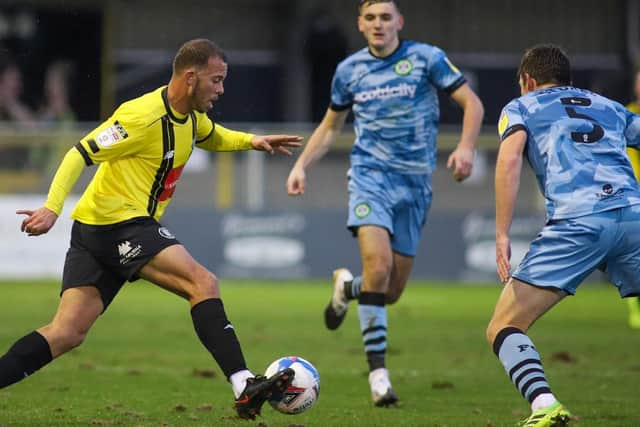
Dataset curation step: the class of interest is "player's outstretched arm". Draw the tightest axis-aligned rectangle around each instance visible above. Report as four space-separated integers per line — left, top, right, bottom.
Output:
495 130 526 283
250 135 303 156
16 147 86 236
16 207 58 236
287 108 349 196
447 84 484 182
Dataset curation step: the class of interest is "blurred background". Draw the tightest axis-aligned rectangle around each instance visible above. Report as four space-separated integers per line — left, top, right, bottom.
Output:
0 0 638 281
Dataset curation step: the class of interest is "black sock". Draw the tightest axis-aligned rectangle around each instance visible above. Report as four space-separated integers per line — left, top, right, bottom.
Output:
0 331 53 388
191 298 247 379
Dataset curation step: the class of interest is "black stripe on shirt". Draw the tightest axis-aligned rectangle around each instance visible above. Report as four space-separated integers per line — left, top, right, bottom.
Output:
74 142 94 166
330 102 352 112
196 125 214 144
443 76 467 95
502 124 527 141
87 139 100 154
147 116 175 216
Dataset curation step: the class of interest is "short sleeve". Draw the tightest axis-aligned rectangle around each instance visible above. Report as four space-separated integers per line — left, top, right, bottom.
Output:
498 100 527 142
329 63 353 111
426 47 466 94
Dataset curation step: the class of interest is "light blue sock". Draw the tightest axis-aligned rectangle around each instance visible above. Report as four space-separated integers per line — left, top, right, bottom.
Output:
493 327 552 403
358 292 387 371
345 276 362 300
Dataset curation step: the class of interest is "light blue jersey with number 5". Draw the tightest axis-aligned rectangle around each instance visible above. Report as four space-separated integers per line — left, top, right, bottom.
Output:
498 86 640 221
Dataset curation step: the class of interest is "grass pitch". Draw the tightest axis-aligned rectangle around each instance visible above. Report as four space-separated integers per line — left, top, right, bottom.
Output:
0 280 637 427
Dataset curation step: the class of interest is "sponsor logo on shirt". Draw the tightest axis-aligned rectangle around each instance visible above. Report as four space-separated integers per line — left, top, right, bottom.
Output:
354 83 417 103
158 165 185 201
96 121 129 147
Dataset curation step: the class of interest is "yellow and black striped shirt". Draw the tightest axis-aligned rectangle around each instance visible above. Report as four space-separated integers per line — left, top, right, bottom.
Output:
45 86 254 225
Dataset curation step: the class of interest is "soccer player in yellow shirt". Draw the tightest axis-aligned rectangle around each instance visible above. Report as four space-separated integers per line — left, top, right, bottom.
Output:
2 39 301 420
626 69 640 329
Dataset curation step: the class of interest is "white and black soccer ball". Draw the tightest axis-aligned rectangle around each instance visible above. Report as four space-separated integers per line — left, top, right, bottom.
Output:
264 356 320 414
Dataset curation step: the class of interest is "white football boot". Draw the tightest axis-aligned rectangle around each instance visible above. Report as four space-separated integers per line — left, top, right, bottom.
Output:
323 268 353 330
369 368 399 407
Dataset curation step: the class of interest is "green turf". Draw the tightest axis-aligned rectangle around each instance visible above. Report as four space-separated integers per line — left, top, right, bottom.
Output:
0 280 638 427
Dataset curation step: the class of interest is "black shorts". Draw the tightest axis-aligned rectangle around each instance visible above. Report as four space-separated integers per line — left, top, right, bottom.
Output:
62 217 180 310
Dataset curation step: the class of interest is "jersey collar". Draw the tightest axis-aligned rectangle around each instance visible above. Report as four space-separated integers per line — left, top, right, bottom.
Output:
161 86 189 124
368 39 404 60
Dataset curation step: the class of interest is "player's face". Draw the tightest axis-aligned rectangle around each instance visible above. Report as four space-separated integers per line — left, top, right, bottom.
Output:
192 56 227 113
358 2 404 56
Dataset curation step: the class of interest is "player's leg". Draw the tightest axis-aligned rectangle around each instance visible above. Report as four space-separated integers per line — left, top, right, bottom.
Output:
332 252 412 309
139 244 292 419
354 225 400 407
625 148 640 329
607 203 640 330
0 286 103 388
487 279 571 426
324 166 396 331
627 298 640 329
384 252 414 306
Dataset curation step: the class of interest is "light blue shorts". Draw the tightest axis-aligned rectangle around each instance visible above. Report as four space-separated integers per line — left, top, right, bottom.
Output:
347 166 432 257
513 205 640 296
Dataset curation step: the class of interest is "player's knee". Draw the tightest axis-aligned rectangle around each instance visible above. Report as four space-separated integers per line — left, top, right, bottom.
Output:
189 268 219 301
486 319 510 345
51 326 89 353
363 257 392 280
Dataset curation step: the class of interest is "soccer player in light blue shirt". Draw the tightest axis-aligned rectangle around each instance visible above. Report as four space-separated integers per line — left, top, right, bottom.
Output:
287 0 484 406
488 44 640 427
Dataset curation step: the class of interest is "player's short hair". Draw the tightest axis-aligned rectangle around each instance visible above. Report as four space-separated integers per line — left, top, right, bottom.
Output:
173 39 227 74
358 0 400 12
517 44 572 86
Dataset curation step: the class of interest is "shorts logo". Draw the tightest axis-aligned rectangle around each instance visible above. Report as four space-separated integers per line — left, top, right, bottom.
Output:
158 227 175 239
117 240 142 265
354 202 371 218
596 183 623 199
394 59 413 76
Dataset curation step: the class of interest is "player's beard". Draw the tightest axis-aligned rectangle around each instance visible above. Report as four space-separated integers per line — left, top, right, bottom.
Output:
192 77 209 113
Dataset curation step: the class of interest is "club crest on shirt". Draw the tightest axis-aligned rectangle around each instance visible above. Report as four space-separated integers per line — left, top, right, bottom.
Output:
394 59 413 76
96 121 129 147
354 202 371 218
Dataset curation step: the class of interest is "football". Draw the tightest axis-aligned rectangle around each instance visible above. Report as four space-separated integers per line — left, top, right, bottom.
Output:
264 356 320 414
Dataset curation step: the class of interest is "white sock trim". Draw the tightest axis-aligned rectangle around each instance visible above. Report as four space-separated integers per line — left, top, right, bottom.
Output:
230 369 254 398
531 393 557 412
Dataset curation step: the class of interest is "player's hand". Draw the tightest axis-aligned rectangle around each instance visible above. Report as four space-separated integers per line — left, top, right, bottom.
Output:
17 207 58 236
447 144 474 182
286 165 306 196
495 234 512 284
251 135 303 156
